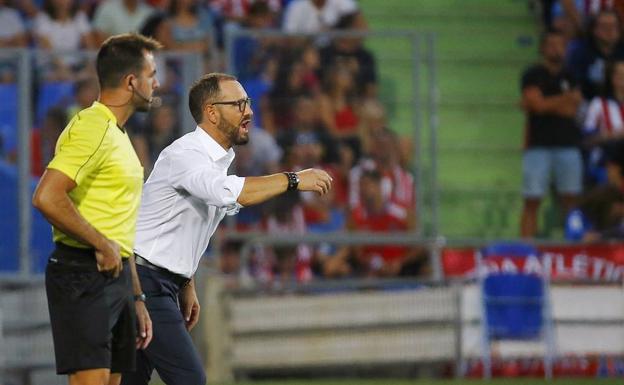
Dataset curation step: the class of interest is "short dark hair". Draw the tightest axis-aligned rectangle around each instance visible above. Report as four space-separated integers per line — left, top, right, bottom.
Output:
43 0 78 19
361 168 382 182
96 33 162 90
188 73 237 124
538 28 564 50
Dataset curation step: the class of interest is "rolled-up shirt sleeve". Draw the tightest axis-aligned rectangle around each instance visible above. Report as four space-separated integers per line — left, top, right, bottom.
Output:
168 150 245 207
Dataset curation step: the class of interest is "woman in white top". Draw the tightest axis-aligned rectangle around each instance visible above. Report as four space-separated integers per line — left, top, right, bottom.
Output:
583 60 624 184
33 0 95 79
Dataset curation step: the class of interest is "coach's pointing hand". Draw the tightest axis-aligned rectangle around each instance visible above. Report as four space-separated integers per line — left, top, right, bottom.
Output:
297 168 333 195
96 239 122 278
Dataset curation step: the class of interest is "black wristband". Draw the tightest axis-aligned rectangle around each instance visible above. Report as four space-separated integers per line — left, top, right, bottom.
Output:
284 171 299 191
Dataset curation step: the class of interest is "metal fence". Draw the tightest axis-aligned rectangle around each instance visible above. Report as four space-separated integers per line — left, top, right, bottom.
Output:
0 48 205 277
0 29 438 278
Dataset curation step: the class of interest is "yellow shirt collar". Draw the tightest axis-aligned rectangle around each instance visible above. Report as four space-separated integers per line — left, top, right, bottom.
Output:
91 101 118 127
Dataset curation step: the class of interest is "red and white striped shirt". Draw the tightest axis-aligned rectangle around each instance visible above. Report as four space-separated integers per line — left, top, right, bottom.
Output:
208 0 282 19
582 0 615 16
584 96 624 135
349 159 415 210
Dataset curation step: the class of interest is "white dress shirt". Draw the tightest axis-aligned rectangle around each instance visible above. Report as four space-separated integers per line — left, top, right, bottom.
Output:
134 127 245 278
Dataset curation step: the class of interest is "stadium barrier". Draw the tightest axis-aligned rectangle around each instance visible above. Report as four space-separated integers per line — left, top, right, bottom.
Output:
197 234 624 382
2 239 623 384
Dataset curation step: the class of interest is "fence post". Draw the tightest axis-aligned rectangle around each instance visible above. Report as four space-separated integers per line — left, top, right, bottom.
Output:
17 49 32 276
426 33 439 238
453 281 464 378
179 52 204 134
204 274 234 383
411 33 423 237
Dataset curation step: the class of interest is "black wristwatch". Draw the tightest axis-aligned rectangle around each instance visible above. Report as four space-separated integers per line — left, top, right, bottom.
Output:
134 293 147 302
284 171 299 191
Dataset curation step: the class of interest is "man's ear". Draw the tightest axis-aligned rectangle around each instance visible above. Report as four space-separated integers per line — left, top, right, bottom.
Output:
205 104 219 124
124 74 135 92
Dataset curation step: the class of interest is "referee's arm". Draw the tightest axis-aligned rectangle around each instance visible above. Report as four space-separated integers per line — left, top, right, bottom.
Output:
33 169 121 274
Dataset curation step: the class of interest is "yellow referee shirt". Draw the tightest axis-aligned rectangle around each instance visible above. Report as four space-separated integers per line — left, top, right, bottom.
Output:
47 101 144 258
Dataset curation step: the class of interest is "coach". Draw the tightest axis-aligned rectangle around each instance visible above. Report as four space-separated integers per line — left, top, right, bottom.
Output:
121 73 332 385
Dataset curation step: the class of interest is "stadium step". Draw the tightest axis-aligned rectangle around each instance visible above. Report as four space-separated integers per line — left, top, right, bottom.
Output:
359 0 538 238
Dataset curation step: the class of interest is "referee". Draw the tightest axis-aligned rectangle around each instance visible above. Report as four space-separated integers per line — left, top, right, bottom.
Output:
32 34 162 385
121 73 332 385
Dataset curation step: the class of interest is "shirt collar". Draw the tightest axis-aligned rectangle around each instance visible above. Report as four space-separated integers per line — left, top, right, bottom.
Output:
194 126 236 164
91 101 118 127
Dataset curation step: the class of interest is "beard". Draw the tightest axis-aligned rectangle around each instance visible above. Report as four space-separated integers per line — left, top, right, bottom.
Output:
133 90 153 112
219 116 249 146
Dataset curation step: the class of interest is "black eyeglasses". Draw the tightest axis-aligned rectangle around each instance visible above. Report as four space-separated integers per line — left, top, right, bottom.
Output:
211 97 252 113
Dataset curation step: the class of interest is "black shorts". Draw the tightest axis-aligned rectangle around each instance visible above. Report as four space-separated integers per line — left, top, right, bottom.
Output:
45 243 136 375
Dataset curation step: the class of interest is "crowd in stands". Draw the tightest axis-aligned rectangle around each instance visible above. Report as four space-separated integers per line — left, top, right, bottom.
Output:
0 0 427 284
525 1 624 242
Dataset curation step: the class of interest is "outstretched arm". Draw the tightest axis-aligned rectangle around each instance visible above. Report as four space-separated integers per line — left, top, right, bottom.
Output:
237 169 332 207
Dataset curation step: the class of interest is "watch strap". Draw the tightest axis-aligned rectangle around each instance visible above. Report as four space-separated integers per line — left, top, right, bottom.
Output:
284 171 299 191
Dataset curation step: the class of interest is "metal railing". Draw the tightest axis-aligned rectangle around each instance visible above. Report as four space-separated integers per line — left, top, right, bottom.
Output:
0 48 205 277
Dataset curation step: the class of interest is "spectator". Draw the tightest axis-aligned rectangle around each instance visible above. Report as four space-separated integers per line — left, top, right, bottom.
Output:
264 57 308 133
520 30 583 238
230 127 283 230
209 0 281 50
32 0 95 80
567 10 624 99
31 107 67 176
565 184 624 241
232 126 282 177
232 1 277 82
605 139 624 188
299 43 322 94
0 0 27 82
319 64 360 156
349 128 415 214
13 0 39 20
282 0 362 34
348 168 426 278
279 95 338 164
320 11 377 98
582 60 624 184
307 186 350 279
209 0 281 25
263 191 313 283
549 0 617 38
147 0 172 12
144 104 178 162
93 0 154 43
139 12 182 95
140 11 175 48
67 77 99 118
218 240 243 288
169 0 215 54
358 97 387 156
132 104 178 173
0 0 27 48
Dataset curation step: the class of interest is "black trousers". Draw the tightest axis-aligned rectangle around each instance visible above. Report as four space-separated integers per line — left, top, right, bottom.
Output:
120 264 205 385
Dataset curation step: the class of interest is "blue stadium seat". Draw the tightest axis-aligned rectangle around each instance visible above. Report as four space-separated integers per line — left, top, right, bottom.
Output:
240 78 270 129
36 81 74 126
476 241 556 379
0 161 54 273
0 83 18 157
